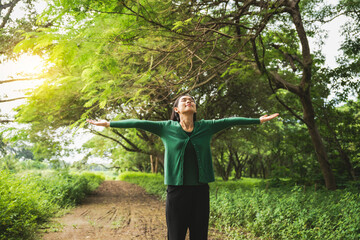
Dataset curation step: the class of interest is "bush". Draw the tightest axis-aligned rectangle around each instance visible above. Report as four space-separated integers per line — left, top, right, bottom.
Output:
0 171 55 240
0 170 105 240
37 170 105 207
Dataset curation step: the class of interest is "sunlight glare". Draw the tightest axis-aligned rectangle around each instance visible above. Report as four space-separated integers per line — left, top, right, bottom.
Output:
0 54 47 116
0 54 46 79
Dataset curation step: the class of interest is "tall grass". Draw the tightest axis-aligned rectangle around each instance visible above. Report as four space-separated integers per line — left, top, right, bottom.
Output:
210 185 360 239
0 170 104 240
119 172 360 240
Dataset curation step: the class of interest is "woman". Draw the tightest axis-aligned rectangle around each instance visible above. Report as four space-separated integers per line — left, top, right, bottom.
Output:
87 94 278 240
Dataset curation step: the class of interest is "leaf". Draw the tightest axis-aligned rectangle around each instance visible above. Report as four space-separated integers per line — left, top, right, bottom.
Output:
218 82 226 91
48 115 54 122
78 121 86 129
84 97 99 108
99 99 107 109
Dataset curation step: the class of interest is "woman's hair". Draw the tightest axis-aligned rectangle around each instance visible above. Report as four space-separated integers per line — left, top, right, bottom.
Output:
170 94 197 122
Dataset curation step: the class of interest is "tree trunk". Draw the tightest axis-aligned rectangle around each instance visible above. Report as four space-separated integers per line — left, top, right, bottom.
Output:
261 158 268 179
150 155 154 173
155 156 158 173
233 152 245 179
213 150 232 181
322 109 357 181
300 94 337 190
339 149 356 181
150 155 159 173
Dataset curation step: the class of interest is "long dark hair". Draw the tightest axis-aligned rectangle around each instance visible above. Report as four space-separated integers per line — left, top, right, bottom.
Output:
170 94 197 122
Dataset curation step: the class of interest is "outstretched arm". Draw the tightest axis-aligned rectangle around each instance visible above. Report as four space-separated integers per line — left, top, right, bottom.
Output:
86 119 165 136
260 113 279 124
86 119 110 127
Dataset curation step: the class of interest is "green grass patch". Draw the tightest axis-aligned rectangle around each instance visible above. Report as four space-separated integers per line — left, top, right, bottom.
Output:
119 171 360 240
119 171 167 199
71 170 119 181
210 185 360 239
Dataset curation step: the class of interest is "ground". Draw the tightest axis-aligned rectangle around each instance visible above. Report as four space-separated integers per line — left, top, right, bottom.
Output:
40 181 227 240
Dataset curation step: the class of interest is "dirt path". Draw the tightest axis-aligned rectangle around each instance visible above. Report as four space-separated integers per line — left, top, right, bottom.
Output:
41 181 226 240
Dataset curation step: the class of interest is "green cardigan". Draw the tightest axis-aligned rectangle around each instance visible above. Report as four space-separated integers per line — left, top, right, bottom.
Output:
110 117 260 185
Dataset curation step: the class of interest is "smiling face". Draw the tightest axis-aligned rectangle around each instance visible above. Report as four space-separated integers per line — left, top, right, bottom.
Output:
174 96 197 115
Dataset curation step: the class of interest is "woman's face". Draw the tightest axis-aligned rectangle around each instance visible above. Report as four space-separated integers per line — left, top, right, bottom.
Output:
174 96 197 115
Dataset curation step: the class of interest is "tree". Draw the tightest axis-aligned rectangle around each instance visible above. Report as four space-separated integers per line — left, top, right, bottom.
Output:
93 0 337 189
0 78 36 107
0 0 45 122
14 0 360 189
0 0 40 57
314 0 360 181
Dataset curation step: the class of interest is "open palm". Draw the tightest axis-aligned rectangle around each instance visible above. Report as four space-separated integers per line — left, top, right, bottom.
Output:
86 119 110 127
260 113 279 124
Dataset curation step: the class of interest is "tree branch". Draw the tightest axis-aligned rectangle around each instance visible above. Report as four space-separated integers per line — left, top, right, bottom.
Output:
271 43 303 71
90 129 143 153
266 74 307 126
0 2 13 10
0 77 38 84
284 0 312 91
0 119 14 123
110 128 149 154
109 2 201 38
0 0 21 29
0 97 25 103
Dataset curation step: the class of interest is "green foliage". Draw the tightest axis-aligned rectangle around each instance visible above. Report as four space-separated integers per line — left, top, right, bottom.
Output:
8 0 360 187
1 125 67 163
37 170 105 207
211 186 360 240
119 171 166 199
0 170 55 240
120 172 360 240
316 100 360 181
0 0 39 59
0 170 104 240
0 157 49 172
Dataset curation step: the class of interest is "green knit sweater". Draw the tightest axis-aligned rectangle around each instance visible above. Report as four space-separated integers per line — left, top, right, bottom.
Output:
110 117 260 185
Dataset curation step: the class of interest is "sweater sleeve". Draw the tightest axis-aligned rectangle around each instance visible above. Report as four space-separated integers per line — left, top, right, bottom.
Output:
109 119 165 136
210 117 260 134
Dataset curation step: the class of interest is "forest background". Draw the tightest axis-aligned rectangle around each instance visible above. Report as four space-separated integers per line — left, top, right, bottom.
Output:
1 0 360 239
1 0 360 190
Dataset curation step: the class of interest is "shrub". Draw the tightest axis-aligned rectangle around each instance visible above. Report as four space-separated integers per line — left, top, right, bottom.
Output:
36 170 105 207
0 170 105 240
0 170 56 240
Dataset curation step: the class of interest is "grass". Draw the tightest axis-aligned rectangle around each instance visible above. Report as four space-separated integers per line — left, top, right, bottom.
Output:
119 171 167 199
0 169 105 240
119 171 360 240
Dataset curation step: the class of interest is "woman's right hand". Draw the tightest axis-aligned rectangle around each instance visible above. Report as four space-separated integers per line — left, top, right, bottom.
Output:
86 119 110 127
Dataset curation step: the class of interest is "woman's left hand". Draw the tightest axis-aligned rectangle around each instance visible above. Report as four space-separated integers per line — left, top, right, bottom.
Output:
260 113 279 124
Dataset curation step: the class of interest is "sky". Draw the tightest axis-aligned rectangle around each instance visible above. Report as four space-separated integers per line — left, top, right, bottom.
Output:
0 54 45 117
316 15 348 68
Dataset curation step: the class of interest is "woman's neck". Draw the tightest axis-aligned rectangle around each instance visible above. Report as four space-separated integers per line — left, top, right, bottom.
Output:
179 113 194 132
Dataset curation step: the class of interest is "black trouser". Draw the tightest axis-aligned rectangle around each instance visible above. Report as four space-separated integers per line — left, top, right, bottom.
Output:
166 184 209 240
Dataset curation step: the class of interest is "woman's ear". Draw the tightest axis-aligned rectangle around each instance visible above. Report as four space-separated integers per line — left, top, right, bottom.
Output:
174 107 179 113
